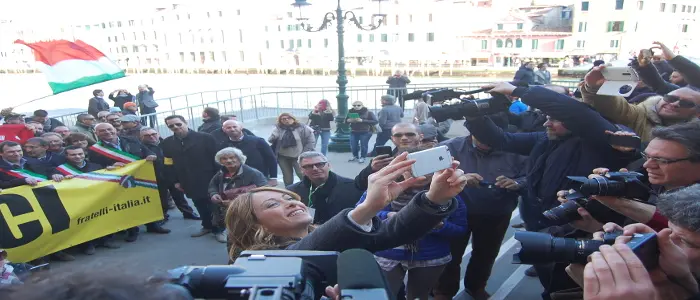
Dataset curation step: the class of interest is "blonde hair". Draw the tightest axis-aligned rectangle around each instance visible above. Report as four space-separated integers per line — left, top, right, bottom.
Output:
276 113 299 126
225 187 307 260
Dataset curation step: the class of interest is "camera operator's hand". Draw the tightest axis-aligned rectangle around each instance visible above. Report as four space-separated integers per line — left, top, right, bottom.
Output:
324 284 340 300
651 41 676 61
557 190 604 233
593 222 625 241
585 66 607 89
370 154 393 172
481 82 517 96
583 244 658 300
495 175 520 190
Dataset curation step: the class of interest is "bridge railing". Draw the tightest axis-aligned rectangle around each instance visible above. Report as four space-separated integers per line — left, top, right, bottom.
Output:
55 80 579 137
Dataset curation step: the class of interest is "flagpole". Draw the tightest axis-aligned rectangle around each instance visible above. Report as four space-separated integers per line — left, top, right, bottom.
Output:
10 94 55 110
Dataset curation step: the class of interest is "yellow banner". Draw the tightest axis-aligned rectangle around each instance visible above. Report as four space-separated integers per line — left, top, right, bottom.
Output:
0 160 162 262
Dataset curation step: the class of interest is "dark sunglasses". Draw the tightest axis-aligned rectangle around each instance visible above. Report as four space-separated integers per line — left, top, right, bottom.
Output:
352 105 362 107
392 132 417 138
301 162 327 170
167 123 184 128
663 95 698 109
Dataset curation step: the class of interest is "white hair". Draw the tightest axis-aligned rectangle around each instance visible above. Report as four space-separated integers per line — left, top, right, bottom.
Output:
215 147 247 164
297 151 327 165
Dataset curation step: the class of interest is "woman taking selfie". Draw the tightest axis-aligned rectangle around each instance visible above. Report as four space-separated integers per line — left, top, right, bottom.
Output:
225 152 467 259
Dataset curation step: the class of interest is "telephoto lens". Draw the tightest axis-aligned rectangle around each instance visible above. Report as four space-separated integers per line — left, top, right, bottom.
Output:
512 231 605 265
542 199 585 224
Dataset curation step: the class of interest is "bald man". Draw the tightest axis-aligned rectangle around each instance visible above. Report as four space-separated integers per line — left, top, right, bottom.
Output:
215 120 278 186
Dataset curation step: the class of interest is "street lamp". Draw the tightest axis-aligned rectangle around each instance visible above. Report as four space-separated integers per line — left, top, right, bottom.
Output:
291 0 386 152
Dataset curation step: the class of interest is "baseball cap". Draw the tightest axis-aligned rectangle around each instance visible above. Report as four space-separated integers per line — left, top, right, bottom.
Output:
418 124 438 141
109 107 122 113
121 115 140 123
124 102 137 108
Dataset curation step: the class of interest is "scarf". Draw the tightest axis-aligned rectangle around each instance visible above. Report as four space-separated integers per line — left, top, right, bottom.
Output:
279 124 299 148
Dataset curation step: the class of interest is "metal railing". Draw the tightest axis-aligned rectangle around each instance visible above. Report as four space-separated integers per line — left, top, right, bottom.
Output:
55 80 579 138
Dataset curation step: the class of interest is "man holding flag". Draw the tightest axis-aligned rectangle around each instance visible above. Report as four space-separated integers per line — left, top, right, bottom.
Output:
87 123 169 242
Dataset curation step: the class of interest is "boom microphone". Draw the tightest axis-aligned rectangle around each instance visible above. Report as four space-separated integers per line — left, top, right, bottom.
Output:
337 249 391 300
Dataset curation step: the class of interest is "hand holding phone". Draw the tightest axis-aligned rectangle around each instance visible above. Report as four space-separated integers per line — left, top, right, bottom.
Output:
406 146 453 177
605 130 641 152
375 146 393 157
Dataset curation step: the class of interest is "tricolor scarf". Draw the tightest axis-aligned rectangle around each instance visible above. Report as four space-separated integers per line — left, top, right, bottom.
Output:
0 168 47 182
56 163 84 176
89 141 139 164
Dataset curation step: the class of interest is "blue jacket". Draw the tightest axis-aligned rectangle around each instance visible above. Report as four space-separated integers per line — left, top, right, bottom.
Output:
355 192 467 261
509 100 528 114
466 86 638 230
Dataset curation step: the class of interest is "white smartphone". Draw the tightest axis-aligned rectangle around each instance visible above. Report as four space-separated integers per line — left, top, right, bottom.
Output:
598 66 640 97
407 145 452 177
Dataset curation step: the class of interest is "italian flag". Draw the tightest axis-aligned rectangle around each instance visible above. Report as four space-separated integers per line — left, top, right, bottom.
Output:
14 39 125 94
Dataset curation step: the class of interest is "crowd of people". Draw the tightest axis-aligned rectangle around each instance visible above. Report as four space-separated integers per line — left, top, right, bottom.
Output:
1 40 700 300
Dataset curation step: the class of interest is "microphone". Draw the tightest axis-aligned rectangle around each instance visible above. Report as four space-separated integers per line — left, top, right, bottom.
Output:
337 249 392 300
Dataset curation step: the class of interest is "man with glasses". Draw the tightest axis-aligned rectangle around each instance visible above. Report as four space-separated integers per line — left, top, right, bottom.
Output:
70 113 97 143
581 66 700 143
160 115 222 240
106 113 123 131
584 121 700 231
287 151 364 225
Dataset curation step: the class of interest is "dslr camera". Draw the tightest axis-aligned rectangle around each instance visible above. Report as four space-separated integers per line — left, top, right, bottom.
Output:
404 86 518 123
513 230 659 268
543 172 652 225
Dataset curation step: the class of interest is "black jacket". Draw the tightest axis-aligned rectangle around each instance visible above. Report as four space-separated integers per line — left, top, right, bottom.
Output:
215 134 277 178
143 142 168 184
197 118 221 134
87 136 154 168
208 164 267 198
108 92 134 110
161 130 219 199
513 66 536 85
308 111 334 131
288 172 364 225
211 128 255 140
0 159 52 189
87 97 110 117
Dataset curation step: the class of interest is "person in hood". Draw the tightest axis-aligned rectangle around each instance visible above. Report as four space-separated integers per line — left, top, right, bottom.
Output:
514 61 536 85
198 107 221 134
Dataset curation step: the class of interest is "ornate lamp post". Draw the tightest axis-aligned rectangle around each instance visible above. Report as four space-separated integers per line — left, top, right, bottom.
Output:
292 0 386 152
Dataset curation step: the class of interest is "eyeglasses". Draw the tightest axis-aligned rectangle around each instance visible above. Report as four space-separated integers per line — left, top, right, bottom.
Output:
392 132 417 138
352 105 362 107
641 152 692 165
167 123 184 128
300 162 327 170
663 95 699 109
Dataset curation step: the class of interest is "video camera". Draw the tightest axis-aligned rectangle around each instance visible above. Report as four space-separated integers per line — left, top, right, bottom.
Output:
513 230 659 268
543 172 653 225
408 87 515 123
167 249 390 300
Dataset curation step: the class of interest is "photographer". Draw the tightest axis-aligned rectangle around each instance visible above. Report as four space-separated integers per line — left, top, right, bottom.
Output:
583 184 700 300
465 83 637 297
588 121 700 231
225 152 467 261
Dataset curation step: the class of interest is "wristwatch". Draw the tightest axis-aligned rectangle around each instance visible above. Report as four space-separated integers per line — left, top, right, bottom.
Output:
423 196 452 212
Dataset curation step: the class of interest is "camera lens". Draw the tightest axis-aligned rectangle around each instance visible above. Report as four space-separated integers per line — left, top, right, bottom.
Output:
513 232 605 265
542 200 582 225
578 177 627 197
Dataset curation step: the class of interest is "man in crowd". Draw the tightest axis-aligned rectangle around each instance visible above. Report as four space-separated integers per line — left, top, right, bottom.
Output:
87 89 110 118
581 65 699 142
51 145 114 253
161 115 222 240
356 123 422 191
119 115 144 140
434 119 528 300
108 89 134 110
70 113 97 143
0 141 51 189
369 95 403 156
106 113 123 131
96 111 110 123
2 113 25 124
136 84 158 127
26 121 44 136
198 107 221 134
211 114 255 140
41 132 65 154
215 119 277 186
52 126 71 138
88 123 168 242
24 110 65 132
139 127 198 221
22 137 64 167
287 151 363 225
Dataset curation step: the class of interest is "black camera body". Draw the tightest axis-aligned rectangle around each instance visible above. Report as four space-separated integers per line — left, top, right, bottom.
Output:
543 172 652 225
513 230 659 269
428 94 513 122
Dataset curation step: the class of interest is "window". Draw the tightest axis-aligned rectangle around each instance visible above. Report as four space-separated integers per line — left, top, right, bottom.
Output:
324 38 329 48
660 3 666 12
637 1 643 10
209 51 215 62
308 39 312 48
143 31 147 40
219 11 223 17
505 38 513 48
607 21 625 32
682 24 689 32
187 14 191 19
239 29 243 43
221 30 225 43
515 38 522 48
133 32 137 40
427 32 435 42
265 26 268 32
429 13 433 22
672 4 677 12
278 25 281 31
128 20 135 26
237 9 241 15
357 34 362 42
207 12 211 18
578 22 588 32
133 45 139 52
481 40 488 50
496 39 503 48
408 33 415 42
239 51 244 62
266 41 270 49
577 40 586 48
359 16 364 24
369 34 375 42
296 39 302 47
497 23 503 30
280 40 285 49
395 15 399 25
556 39 565 50
517 23 524 30
117 21 122 27
115 36 118 42
289 39 294 48
178 33 182 44
108 37 112 42
381 34 388 42
581 1 589 11
221 51 227 62
409 15 413 22
682 5 686 12
616 0 624 10
287 12 293 18
153 31 158 40
610 40 619 48
695 6 697 13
